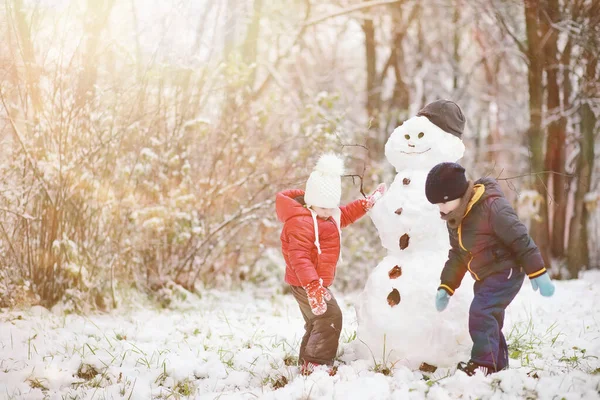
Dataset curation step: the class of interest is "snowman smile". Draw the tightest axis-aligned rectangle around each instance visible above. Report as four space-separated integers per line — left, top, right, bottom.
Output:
400 148 432 155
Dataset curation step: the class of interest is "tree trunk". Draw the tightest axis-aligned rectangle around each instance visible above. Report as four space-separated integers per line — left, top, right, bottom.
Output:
390 3 413 115
222 0 240 125
76 0 115 106
390 31 409 113
130 0 147 116
130 0 143 80
567 51 597 277
416 4 426 107
192 0 216 55
452 0 460 90
542 0 568 258
363 18 381 160
242 0 263 87
12 0 42 117
224 0 237 60
524 0 551 267
473 22 501 166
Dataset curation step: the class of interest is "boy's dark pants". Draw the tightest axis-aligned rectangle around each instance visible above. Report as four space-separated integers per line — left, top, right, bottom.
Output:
290 285 342 365
469 267 525 371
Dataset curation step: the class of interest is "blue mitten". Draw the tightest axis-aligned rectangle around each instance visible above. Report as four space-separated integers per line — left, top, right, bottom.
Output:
531 274 555 297
435 289 450 312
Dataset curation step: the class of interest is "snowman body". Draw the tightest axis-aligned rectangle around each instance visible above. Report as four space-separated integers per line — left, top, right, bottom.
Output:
355 115 473 368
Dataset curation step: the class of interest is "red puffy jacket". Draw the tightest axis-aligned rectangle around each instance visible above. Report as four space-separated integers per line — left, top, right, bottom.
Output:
276 189 367 287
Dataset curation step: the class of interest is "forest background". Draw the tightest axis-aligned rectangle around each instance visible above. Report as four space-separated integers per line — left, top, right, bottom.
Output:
0 0 598 311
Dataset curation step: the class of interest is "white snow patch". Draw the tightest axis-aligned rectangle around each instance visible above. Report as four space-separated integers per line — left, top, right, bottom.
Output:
0 274 598 399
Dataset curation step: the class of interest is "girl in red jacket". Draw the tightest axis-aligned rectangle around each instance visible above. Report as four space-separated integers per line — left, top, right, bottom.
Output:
276 153 385 375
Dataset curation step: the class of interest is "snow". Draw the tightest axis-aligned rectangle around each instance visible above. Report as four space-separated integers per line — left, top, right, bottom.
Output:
584 192 598 203
140 148 159 161
0 274 599 399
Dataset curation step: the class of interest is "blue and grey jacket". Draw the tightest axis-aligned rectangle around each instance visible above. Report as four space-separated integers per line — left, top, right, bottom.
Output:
439 178 546 295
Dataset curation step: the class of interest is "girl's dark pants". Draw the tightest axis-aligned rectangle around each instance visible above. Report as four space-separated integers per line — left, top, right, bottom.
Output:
470 267 525 371
290 285 342 365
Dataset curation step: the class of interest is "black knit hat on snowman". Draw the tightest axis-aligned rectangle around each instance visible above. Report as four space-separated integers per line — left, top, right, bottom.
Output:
417 99 465 138
425 162 469 204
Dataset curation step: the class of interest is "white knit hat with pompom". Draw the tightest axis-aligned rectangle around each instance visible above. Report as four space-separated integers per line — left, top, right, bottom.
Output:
304 153 345 208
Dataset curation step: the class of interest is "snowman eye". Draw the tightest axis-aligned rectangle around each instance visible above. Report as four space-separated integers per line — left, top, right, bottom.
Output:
418 132 424 139
404 134 410 140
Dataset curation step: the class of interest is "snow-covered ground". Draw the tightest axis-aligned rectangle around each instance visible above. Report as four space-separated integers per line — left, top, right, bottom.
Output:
1 272 599 400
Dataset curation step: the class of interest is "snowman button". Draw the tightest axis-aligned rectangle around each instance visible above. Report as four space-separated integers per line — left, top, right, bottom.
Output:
388 265 402 279
387 288 401 307
399 233 410 250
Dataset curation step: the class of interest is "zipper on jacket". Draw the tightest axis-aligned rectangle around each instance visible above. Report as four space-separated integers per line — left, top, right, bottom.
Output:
458 185 485 282
458 224 481 281
466 253 480 281
458 226 481 281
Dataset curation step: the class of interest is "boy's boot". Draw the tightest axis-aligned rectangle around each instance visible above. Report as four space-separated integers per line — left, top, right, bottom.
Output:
457 360 493 376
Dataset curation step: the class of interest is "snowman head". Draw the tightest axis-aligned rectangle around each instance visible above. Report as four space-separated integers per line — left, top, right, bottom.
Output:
385 100 466 172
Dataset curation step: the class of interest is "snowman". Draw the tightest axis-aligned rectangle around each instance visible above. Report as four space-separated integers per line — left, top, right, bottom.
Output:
355 100 474 370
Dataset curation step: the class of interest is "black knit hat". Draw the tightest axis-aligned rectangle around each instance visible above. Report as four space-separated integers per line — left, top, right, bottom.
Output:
417 100 465 138
425 162 469 204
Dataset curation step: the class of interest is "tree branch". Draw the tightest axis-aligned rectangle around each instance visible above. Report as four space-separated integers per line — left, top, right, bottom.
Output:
303 0 403 27
0 88 55 208
376 49 396 88
335 131 369 151
343 173 367 197
493 8 528 55
496 170 579 181
488 168 580 207
252 0 311 100
342 156 368 198
0 208 37 220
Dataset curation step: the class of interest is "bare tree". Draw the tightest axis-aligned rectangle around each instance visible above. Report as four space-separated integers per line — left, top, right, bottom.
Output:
543 0 570 257
10 0 42 118
363 1 419 160
567 0 600 276
242 0 264 86
76 0 115 106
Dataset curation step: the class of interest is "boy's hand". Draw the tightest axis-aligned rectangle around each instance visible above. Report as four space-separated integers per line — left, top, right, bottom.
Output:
304 279 332 315
435 289 450 312
362 183 387 211
531 274 555 297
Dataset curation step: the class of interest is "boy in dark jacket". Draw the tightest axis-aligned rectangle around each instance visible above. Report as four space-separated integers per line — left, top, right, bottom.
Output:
425 162 555 376
276 153 385 375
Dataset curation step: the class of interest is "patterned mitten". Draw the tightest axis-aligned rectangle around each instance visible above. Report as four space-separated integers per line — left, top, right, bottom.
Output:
304 279 332 315
362 183 387 211
531 273 555 297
